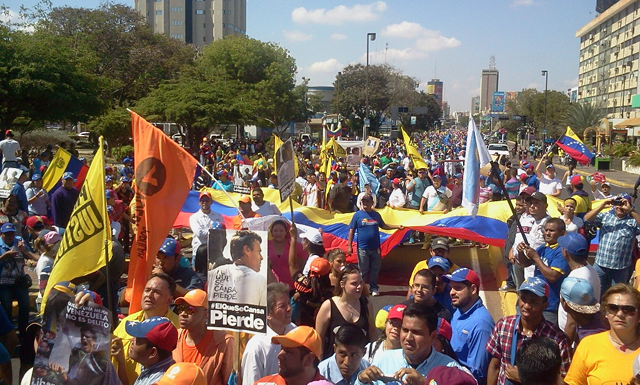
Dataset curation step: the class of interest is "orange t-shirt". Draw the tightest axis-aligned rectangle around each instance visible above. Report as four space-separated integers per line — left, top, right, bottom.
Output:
180 329 214 365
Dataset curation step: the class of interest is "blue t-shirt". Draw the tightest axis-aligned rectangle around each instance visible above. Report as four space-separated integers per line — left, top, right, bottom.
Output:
349 210 386 250
534 243 569 312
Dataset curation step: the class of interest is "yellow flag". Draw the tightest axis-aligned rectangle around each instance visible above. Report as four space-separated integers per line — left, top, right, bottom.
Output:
41 147 89 193
401 126 429 170
41 137 112 314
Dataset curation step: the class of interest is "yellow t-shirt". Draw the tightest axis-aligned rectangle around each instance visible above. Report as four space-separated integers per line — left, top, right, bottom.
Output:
111 309 180 385
565 331 640 385
572 194 592 215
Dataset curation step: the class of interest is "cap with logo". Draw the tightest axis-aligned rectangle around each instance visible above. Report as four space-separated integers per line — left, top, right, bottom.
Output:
557 233 588 257
519 186 535 197
300 229 323 246
518 277 550 298
158 237 180 256
199 191 212 200
560 277 600 314
525 191 547 205
62 172 75 180
571 175 584 186
31 174 42 181
386 304 407 321
271 325 322 360
1 223 16 233
441 267 480 288
125 316 178 352
428 256 451 272
153 363 206 385
431 238 450 251
309 257 331 277
26 216 44 229
175 289 207 308
43 231 62 245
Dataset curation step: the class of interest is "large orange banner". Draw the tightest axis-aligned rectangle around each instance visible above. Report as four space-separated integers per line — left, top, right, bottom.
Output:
127 111 197 313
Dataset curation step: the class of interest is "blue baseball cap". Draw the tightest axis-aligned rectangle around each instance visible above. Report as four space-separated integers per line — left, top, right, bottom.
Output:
618 193 633 203
31 174 42 181
428 256 451 272
105 190 113 199
560 277 600 314
120 176 131 183
1 223 16 233
125 316 177 352
105 175 113 182
557 233 588 257
62 172 74 180
442 267 480 287
518 277 550 299
159 237 180 256
123 157 133 164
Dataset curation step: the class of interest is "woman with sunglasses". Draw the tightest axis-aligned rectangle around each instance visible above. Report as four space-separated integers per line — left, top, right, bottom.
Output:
315 264 377 360
566 283 640 385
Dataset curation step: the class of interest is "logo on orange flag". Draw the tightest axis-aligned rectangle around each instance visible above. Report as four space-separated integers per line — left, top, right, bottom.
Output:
127 111 197 313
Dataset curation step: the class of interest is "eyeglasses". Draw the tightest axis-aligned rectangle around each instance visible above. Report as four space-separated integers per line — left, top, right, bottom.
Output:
606 303 638 316
176 304 198 315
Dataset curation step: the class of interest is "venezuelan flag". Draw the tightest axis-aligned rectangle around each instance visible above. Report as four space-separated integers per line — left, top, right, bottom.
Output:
41 147 89 195
556 126 594 165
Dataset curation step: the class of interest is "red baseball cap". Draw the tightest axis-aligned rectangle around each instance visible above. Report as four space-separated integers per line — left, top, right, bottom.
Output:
392 178 401 185
386 304 407 321
125 317 178 352
441 267 481 288
309 258 331 277
571 175 583 186
26 216 44 229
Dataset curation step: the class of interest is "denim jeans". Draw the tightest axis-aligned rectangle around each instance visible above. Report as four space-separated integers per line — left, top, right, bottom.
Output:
594 263 630 298
357 248 381 291
0 285 30 334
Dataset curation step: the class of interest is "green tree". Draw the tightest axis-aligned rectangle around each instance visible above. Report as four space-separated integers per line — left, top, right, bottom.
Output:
0 25 103 131
565 101 606 133
505 88 570 139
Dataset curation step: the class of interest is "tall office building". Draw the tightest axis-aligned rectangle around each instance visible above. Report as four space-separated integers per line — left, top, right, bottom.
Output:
480 66 499 112
135 0 246 47
427 79 444 108
576 0 639 119
471 96 480 114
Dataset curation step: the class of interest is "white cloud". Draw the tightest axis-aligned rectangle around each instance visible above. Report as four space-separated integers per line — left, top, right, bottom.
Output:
415 34 461 52
0 9 34 32
382 21 428 39
292 1 387 25
382 21 460 52
511 0 537 7
308 58 344 73
365 48 428 64
331 33 347 40
282 30 312 42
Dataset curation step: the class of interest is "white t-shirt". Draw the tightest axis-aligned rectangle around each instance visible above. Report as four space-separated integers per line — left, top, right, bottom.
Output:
189 209 225 254
512 214 549 280
0 138 20 161
304 182 320 208
593 190 614 200
252 201 281 217
422 185 452 211
241 323 297 384
538 174 562 196
558 264 601 332
302 254 321 276
560 215 584 234
388 188 406 208
207 263 266 306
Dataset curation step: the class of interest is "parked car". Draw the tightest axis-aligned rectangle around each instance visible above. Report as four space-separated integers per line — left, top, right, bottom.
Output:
487 143 510 158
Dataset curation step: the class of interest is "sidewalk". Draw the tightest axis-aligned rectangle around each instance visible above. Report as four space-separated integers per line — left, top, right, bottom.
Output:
551 161 638 189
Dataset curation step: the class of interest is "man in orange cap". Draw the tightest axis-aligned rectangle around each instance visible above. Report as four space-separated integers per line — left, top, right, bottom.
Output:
255 326 326 385
172 289 234 385
153 362 206 385
233 195 261 230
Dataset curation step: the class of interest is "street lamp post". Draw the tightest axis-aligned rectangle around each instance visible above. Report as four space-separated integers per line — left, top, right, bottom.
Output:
302 77 310 134
541 70 548 140
365 32 376 140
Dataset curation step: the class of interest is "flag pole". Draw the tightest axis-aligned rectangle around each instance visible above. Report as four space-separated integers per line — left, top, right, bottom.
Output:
488 158 529 245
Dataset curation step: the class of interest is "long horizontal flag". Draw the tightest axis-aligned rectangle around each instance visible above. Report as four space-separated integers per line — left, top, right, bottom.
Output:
556 126 594 165
42 147 89 194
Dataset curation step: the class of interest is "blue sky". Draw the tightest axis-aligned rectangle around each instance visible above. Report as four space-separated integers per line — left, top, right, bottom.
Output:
3 0 597 112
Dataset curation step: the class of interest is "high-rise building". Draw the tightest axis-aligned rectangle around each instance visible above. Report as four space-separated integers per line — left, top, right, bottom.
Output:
480 68 499 113
135 0 246 47
576 0 639 119
427 79 444 108
471 96 480 114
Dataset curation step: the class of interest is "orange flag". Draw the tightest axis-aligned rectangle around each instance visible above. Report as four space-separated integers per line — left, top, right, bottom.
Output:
126 110 197 313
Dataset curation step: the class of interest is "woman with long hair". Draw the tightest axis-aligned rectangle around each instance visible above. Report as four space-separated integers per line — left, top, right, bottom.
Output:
267 220 307 286
315 265 377 359
326 248 346 289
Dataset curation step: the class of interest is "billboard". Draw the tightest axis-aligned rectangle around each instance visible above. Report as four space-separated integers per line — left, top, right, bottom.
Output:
492 91 505 112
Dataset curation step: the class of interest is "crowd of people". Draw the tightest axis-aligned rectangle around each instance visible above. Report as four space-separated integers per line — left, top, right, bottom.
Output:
3 125 640 385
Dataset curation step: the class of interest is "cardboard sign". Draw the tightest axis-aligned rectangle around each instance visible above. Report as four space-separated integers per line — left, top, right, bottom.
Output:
276 138 296 201
362 136 381 157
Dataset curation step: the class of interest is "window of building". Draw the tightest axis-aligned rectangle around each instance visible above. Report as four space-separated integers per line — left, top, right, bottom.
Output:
170 34 183 39
171 6 183 11
155 10 162 15
196 10 205 15
171 20 183 26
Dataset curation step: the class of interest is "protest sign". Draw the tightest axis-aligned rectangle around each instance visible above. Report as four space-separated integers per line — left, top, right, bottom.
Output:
275 139 295 201
206 229 268 334
232 164 252 194
362 136 381 157
0 167 22 198
32 288 114 385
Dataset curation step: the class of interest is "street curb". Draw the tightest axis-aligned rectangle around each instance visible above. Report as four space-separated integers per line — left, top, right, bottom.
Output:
554 163 636 189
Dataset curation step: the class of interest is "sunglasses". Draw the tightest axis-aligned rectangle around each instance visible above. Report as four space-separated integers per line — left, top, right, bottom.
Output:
341 264 361 273
606 303 638 316
176 304 198 315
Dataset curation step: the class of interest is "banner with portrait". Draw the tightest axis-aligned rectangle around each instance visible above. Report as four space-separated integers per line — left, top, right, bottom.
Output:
206 229 268 334
275 138 296 201
232 164 252 194
362 136 381 157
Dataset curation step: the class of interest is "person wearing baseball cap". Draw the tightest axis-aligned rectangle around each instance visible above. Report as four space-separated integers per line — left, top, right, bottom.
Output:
189 191 224 258
517 218 569 326
369 303 405 362
534 155 562 197
256 326 326 385
152 362 205 385
299 228 325 276
212 170 233 192
591 178 614 200
172 289 234 385
442 268 494 384
559 277 605 343
153 237 203 297
348 193 404 296
386 177 406 209
51 171 80 228
408 238 456 315
26 172 50 216
419 173 452 215
232 195 261 230
402 269 451 322
556 232 600 333
124 316 178 385
356 302 463 385
487 277 572 385
569 174 592 217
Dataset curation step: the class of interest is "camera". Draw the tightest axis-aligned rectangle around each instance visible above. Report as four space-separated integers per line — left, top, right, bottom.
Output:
611 199 624 206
